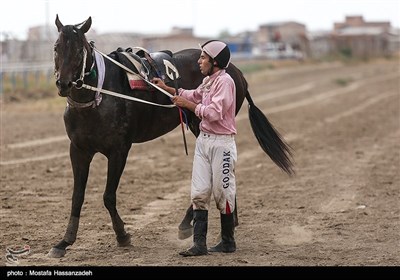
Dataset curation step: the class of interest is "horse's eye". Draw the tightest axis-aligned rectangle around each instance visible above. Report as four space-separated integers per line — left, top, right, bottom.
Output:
54 44 60 55
53 46 59 56
77 48 84 58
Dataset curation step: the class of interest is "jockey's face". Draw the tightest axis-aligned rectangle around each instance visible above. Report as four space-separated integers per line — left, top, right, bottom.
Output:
198 51 216 76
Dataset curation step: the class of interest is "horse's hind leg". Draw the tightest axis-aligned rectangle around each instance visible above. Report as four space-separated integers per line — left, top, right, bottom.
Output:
104 150 131 247
48 144 94 258
178 204 194 240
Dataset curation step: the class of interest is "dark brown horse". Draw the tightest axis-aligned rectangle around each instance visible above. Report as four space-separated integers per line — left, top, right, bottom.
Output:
48 15 294 258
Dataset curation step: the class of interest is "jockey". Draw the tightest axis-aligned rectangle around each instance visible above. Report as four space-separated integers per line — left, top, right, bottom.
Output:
152 40 237 256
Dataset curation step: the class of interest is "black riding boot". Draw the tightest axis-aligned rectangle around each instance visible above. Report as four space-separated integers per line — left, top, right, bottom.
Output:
208 213 236 253
179 210 208 257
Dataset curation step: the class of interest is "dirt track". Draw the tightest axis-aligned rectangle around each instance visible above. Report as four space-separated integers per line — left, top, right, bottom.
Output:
1 58 399 267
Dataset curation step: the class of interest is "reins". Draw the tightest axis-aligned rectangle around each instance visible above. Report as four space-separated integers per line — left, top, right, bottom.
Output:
67 42 189 155
70 42 189 155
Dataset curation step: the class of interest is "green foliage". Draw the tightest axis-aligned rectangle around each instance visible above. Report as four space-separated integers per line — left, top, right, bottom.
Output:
334 77 353 87
237 62 275 74
1 71 57 102
339 48 353 59
218 29 231 39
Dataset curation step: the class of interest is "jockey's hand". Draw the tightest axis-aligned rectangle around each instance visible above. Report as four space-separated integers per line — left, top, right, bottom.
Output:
172 96 197 112
172 96 185 107
151 77 165 89
152 77 177 96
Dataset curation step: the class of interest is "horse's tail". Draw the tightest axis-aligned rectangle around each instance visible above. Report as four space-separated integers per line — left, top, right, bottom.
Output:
245 90 295 175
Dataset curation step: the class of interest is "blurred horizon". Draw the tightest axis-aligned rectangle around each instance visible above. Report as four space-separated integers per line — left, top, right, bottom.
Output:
1 0 399 41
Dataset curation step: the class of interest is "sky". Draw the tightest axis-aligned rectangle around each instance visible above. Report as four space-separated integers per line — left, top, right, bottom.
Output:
1 0 399 40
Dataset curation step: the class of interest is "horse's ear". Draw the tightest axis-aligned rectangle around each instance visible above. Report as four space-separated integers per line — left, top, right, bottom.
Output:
80 17 92 34
55 14 63 32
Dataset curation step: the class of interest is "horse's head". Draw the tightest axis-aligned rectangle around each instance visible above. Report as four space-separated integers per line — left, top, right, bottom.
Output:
54 14 92 97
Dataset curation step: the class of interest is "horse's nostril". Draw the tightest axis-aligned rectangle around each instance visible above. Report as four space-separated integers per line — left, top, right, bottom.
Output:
56 80 72 90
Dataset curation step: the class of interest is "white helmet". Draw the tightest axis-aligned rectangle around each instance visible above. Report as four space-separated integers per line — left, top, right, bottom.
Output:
200 40 231 68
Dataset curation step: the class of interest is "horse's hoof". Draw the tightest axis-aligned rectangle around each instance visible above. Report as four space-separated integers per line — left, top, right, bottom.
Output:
178 226 193 240
47 247 66 258
117 233 131 247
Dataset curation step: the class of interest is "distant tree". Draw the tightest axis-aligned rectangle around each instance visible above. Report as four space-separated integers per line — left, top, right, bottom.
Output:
339 47 352 59
218 29 231 39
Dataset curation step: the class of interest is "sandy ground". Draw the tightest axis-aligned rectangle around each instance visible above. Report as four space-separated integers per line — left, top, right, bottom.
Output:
1 58 399 269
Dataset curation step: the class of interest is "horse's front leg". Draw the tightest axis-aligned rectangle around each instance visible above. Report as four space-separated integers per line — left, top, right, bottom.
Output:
48 144 94 258
104 149 131 247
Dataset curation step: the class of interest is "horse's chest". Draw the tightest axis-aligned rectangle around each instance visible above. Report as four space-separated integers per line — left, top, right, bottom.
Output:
64 111 103 143
64 110 125 150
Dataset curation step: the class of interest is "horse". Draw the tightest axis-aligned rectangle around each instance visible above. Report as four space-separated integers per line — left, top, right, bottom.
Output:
48 15 294 258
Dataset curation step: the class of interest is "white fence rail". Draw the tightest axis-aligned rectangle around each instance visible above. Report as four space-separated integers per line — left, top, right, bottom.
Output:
1 62 54 73
1 62 55 94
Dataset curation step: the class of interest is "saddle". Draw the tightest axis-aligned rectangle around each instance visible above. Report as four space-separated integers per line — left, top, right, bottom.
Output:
112 47 180 91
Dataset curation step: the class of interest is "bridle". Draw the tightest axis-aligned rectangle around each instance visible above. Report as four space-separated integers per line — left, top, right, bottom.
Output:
64 40 98 109
73 41 96 90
